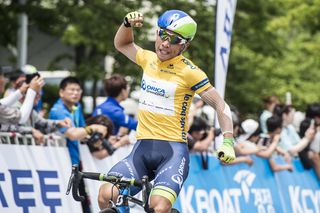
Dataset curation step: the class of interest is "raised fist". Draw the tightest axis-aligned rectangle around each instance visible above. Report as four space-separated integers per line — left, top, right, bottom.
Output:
123 11 143 28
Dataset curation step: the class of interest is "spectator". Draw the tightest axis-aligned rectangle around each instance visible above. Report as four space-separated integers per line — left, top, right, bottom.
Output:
233 119 262 166
227 119 260 166
235 118 289 168
273 104 315 156
49 76 107 213
1 80 71 144
49 77 87 164
187 116 215 152
3 69 25 97
85 115 130 159
93 74 137 136
20 64 44 113
305 103 320 156
49 76 108 162
265 115 293 172
0 67 44 124
299 103 320 180
260 95 280 134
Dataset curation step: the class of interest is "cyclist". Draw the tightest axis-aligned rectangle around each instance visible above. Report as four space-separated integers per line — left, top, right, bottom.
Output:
98 10 236 212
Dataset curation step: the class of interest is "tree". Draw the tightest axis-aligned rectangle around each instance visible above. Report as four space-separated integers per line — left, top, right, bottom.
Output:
228 0 320 115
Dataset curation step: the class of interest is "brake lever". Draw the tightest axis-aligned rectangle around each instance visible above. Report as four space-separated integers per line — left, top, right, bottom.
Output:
66 171 74 195
66 165 78 195
142 175 152 212
65 165 85 202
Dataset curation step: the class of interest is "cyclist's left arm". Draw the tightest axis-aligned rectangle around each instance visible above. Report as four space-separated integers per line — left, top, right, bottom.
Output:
185 66 233 137
198 86 233 138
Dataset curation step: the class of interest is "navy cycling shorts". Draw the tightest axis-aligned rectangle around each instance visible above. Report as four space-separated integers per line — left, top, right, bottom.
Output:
107 139 189 205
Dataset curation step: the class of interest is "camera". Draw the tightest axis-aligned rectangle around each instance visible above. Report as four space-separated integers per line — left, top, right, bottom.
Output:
25 72 40 84
87 132 116 155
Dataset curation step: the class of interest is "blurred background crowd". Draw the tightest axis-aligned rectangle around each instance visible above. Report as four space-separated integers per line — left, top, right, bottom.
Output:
1 65 319 181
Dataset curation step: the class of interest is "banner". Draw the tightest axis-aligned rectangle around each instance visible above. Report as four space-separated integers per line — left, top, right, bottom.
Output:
0 144 81 213
214 0 237 98
174 155 320 213
214 0 237 148
273 156 320 213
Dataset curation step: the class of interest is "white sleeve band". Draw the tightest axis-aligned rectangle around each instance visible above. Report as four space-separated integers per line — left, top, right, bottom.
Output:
0 90 23 106
223 102 233 124
19 89 36 124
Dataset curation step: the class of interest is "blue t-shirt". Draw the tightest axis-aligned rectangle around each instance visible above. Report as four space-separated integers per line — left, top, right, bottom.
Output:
49 98 85 165
93 97 137 135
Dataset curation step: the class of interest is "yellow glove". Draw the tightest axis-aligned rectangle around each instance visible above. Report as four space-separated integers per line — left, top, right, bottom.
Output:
123 11 143 28
217 138 236 163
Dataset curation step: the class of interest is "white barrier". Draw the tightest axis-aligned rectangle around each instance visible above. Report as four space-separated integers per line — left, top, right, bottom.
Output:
0 132 142 212
0 132 66 146
0 144 81 213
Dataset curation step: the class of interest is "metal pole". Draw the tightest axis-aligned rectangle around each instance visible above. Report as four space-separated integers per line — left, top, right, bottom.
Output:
17 0 28 68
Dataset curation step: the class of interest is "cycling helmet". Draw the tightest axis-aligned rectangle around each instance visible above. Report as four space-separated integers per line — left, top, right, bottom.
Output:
158 10 197 41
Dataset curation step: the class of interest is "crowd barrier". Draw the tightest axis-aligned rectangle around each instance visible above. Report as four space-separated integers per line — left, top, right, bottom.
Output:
173 155 320 213
0 143 80 213
0 132 66 146
0 133 319 213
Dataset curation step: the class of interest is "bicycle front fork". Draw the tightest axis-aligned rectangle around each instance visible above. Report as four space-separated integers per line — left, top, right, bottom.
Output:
115 188 130 213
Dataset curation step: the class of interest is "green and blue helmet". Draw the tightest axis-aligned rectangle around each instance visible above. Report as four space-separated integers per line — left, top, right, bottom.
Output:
158 10 197 41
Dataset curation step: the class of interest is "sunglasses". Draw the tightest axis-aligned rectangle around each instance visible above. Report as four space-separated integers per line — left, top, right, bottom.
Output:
158 28 187 45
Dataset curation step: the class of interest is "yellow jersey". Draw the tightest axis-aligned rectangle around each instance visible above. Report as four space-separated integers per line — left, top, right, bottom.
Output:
135 49 211 142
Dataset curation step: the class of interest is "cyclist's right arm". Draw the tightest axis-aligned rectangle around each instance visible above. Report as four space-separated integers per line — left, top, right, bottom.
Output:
114 12 143 63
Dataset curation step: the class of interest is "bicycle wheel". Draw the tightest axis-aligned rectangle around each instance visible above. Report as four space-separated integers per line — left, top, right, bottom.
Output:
99 207 119 213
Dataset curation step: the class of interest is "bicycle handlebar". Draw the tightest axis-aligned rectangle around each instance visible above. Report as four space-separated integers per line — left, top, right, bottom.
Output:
81 171 143 187
66 165 144 202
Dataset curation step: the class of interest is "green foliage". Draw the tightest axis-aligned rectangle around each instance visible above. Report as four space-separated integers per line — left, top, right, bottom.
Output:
228 0 320 114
